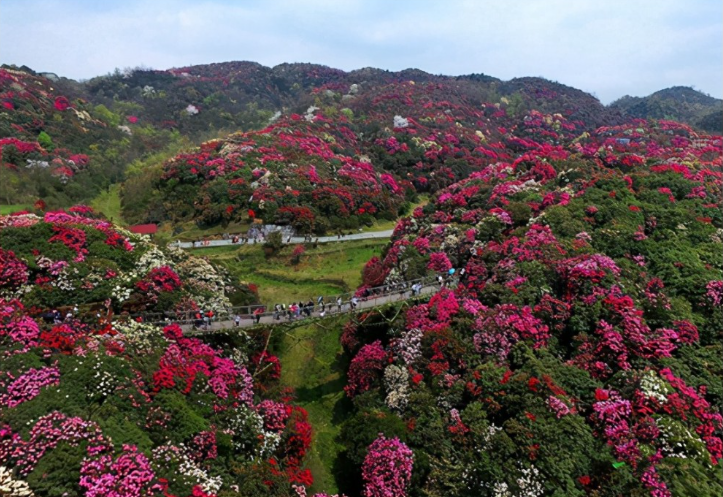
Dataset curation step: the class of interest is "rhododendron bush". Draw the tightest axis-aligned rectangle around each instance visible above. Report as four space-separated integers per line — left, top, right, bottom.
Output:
0 211 314 496
337 119 722 496
0 209 255 314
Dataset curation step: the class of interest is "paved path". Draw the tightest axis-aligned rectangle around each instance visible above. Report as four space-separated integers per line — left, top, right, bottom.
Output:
182 282 438 334
169 280 446 335
174 229 394 249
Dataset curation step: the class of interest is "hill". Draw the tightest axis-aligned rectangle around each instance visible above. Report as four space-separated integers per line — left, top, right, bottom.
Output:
0 207 328 496
0 66 181 209
610 86 722 134
3 61 719 220
334 118 723 496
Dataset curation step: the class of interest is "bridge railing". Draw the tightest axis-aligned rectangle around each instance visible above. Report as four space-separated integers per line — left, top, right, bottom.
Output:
118 271 459 327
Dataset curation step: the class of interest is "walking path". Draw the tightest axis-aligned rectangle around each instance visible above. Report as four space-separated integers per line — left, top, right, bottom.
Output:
120 272 459 335
180 281 440 334
174 229 394 249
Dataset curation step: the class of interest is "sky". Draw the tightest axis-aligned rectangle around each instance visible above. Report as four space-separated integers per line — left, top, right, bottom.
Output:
1 0 721 104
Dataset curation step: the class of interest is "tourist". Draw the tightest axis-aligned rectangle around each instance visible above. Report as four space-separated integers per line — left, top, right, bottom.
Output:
351 296 359 310
273 304 280 320
234 313 241 327
336 296 343 312
253 307 263 324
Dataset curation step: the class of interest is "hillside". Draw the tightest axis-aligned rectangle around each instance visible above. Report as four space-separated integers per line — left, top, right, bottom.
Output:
0 207 329 496
610 86 722 134
143 75 607 230
335 118 723 496
0 66 182 209
3 61 719 220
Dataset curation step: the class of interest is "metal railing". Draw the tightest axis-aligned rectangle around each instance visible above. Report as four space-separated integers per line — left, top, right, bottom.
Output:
115 271 459 329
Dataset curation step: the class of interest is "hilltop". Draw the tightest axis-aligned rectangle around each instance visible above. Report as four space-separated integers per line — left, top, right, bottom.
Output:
610 86 722 134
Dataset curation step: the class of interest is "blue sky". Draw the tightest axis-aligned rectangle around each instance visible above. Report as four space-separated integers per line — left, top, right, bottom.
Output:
1 0 720 103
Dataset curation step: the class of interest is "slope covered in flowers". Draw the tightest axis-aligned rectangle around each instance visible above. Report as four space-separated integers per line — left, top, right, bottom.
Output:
153 78 604 231
0 67 181 209
336 119 723 496
0 208 325 496
158 115 415 231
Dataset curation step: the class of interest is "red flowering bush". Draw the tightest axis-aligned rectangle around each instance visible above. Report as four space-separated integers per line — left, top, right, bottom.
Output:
137 266 183 293
426 252 452 273
345 341 388 398
0 248 28 289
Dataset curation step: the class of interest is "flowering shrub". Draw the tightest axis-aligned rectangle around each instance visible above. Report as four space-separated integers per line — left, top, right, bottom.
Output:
79 444 161 497
361 435 413 497
345 341 388 398
427 252 452 273
0 249 28 289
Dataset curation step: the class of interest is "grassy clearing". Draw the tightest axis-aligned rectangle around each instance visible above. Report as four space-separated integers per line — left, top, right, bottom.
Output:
0 204 32 214
90 184 125 225
273 316 352 494
193 239 387 304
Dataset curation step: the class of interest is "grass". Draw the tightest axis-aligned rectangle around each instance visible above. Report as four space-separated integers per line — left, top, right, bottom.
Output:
273 316 352 494
193 239 387 304
0 204 31 214
90 184 125 225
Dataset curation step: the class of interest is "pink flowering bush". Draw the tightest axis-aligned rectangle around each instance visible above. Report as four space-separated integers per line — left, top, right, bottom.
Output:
79 445 161 497
0 365 60 407
0 249 28 289
362 435 413 497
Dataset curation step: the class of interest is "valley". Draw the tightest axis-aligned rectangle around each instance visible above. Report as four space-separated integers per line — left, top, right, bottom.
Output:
1 58 721 497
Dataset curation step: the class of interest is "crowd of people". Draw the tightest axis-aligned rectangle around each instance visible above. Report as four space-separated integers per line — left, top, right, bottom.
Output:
165 270 466 332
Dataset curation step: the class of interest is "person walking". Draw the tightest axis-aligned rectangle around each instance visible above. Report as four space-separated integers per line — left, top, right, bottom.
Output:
234 313 241 327
351 296 359 311
254 307 263 324
336 296 343 313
